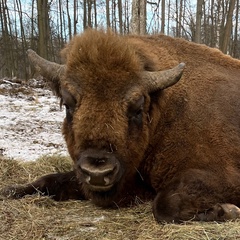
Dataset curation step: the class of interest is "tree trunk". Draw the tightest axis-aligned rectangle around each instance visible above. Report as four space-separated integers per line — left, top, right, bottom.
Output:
0 0 14 77
161 0 165 34
83 0 87 29
87 0 92 28
16 0 27 78
118 0 123 33
220 0 236 53
167 0 171 35
67 0 72 39
232 0 239 57
74 0 78 35
131 0 146 34
195 0 203 43
37 0 49 59
106 0 110 28
210 0 215 47
94 0 97 28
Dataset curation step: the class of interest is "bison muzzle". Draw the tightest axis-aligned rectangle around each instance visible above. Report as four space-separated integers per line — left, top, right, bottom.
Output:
77 149 122 192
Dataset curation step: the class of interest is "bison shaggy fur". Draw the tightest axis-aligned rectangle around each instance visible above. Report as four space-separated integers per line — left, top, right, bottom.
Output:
2 29 240 223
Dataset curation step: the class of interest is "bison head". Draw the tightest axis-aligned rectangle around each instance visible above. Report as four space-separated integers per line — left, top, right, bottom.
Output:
27 29 184 206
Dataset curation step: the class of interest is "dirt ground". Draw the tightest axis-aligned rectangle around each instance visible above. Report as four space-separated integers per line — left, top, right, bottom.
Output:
0 78 240 240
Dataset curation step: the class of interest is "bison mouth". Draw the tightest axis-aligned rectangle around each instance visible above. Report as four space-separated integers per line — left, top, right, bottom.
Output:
76 149 124 204
82 180 123 207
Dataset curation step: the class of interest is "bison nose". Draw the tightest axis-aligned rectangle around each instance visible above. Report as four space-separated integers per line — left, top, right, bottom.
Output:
78 151 121 191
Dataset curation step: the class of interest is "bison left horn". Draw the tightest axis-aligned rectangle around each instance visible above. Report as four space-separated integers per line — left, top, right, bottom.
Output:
27 49 65 82
142 63 185 92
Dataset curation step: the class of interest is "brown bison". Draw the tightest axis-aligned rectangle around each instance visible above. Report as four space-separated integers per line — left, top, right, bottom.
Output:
2 29 240 223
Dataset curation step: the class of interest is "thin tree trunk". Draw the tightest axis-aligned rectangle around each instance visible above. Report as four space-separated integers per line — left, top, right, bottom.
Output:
178 0 183 36
124 0 130 33
167 0 171 35
112 0 117 31
209 0 215 47
67 0 72 39
232 0 239 57
83 0 87 29
94 0 97 28
73 0 78 35
131 0 146 34
87 0 92 28
175 0 179 36
1 0 14 77
106 0 110 28
16 0 27 78
37 0 49 58
220 0 236 53
195 0 203 43
118 0 123 33
161 0 165 34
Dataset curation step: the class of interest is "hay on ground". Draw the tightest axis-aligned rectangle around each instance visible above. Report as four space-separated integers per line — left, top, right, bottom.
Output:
0 155 240 240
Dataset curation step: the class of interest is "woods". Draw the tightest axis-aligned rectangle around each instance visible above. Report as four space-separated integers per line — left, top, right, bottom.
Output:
0 0 240 79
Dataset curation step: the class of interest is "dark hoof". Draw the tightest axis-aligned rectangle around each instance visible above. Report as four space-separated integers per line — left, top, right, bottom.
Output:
0 185 29 199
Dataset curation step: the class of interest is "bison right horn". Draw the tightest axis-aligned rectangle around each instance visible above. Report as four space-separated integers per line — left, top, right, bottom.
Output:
142 63 185 92
27 49 65 82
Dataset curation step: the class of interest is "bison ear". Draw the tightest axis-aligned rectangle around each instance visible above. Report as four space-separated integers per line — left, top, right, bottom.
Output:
27 49 65 97
142 63 185 93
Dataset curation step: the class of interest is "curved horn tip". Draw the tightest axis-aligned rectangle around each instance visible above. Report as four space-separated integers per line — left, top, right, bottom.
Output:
26 49 35 55
178 62 185 69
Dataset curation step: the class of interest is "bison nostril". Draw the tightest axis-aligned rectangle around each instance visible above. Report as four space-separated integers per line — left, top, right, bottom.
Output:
97 159 105 164
79 162 119 187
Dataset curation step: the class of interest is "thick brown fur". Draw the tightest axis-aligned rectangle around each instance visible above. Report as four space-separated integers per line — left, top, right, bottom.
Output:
2 29 240 223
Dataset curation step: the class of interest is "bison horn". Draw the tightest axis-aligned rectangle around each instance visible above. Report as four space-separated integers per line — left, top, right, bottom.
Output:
27 49 65 82
142 63 185 92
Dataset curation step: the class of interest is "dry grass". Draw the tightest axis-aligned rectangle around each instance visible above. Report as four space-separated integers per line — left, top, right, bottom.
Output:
1 155 240 240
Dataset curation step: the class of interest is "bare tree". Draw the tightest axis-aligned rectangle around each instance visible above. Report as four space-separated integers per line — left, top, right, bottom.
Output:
67 0 72 39
232 0 239 57
131 0 147 34
118 0 123 33
58 0 64 47
220 0 236 53
161 0 166 34
87 0 92 28
0 0 14 77
73 0 78 35
37 0 49 58
195 0 204 43
106 0 110 28
16 0 27 78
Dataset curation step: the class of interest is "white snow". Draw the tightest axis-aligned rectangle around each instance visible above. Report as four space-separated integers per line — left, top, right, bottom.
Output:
0 84 67 161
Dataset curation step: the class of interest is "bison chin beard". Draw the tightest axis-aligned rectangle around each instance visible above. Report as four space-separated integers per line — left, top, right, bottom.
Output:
81 180 124 208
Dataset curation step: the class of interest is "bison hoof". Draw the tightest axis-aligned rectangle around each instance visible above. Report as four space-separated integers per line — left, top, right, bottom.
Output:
198 203 240 221
0 185 29 199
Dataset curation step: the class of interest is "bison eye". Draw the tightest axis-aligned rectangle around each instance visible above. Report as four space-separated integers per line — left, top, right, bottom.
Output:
63 103 74 123
127 96 144 127
61 89 76 123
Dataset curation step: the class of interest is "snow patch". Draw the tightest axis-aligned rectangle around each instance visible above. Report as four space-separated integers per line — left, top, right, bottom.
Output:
0 84 67 161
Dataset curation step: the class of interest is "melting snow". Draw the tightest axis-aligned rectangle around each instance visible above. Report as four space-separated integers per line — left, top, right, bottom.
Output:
0 83 67 161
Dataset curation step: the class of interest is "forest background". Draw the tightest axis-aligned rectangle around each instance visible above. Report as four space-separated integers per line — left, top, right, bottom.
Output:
0 0 239 79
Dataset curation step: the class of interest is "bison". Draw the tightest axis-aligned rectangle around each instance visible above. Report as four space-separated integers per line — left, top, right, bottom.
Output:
2 29 240 223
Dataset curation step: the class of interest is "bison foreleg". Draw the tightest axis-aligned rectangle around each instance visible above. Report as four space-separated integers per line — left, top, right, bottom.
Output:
152 169 240 223
0 171 85 201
